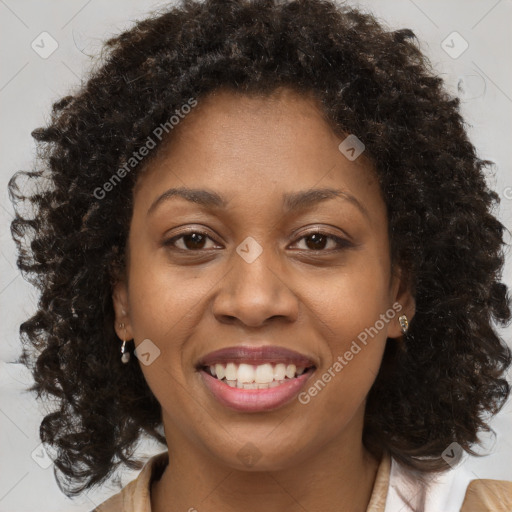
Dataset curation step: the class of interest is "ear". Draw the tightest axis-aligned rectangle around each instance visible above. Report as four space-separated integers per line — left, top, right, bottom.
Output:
112 280 134 341
387 265 415 339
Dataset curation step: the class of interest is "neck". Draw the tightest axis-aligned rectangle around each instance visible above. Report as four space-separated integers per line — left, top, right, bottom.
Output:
151 414 381 512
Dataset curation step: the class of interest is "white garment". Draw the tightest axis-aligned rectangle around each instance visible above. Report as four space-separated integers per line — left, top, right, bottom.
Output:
384 457 474 512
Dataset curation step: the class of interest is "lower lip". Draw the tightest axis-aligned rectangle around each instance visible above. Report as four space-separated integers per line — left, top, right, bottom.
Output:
198 368 315 412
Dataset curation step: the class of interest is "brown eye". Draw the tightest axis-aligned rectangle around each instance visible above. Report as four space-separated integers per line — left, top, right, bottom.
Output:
304 233 329 250
181 232 207 250
292 231 353 252
163 230 218 251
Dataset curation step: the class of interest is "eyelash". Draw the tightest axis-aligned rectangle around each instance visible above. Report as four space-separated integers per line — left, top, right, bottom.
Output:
162 229 353 253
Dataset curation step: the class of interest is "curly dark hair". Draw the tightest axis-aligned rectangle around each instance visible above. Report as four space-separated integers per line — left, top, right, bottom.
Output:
8 0 512 498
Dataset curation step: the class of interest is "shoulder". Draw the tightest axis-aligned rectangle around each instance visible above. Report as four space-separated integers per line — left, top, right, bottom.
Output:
460 478 512 512
385 455 512 512
88 451 169 512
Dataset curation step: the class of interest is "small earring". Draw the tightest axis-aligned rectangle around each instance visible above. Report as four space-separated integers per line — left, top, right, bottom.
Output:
119 322 130 363
398 315 409 335
121 339 130 363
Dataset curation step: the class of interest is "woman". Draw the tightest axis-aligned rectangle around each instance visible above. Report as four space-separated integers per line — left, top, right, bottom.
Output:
8 0 512 510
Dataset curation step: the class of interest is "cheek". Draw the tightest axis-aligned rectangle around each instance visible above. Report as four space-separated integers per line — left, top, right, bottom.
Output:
298 256 392 408
124 250 225 401
306 253 392 346
123 253 208 411
126 246 217 341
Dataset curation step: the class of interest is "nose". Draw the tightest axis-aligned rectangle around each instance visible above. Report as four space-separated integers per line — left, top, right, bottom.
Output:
211 244 299 327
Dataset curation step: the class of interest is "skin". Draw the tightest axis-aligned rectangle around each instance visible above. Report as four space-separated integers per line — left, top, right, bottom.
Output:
113 86 415 512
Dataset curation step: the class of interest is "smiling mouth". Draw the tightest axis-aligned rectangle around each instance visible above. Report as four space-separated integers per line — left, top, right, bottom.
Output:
199 362 316 390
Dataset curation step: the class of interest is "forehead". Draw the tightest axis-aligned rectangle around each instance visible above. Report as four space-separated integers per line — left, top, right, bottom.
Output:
140 87 341 173
133 86 384 223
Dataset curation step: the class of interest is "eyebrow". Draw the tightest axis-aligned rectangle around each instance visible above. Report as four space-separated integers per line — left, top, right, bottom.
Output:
146 186 369 219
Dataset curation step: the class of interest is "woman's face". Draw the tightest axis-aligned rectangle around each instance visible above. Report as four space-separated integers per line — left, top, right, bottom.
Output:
113 87 414 469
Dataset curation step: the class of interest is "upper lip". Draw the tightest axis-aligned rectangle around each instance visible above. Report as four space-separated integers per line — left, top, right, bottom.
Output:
196 345 317 368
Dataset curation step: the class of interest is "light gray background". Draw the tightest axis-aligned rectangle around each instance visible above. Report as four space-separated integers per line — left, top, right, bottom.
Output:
1 1 511 511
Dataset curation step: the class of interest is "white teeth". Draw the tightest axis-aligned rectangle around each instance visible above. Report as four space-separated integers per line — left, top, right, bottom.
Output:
285 364 296 379
205 362 310 387
215 364 225 380
225 380 287 389
237 363 255 383
255 363 274 383
225 362 237 381
273 363 286 380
